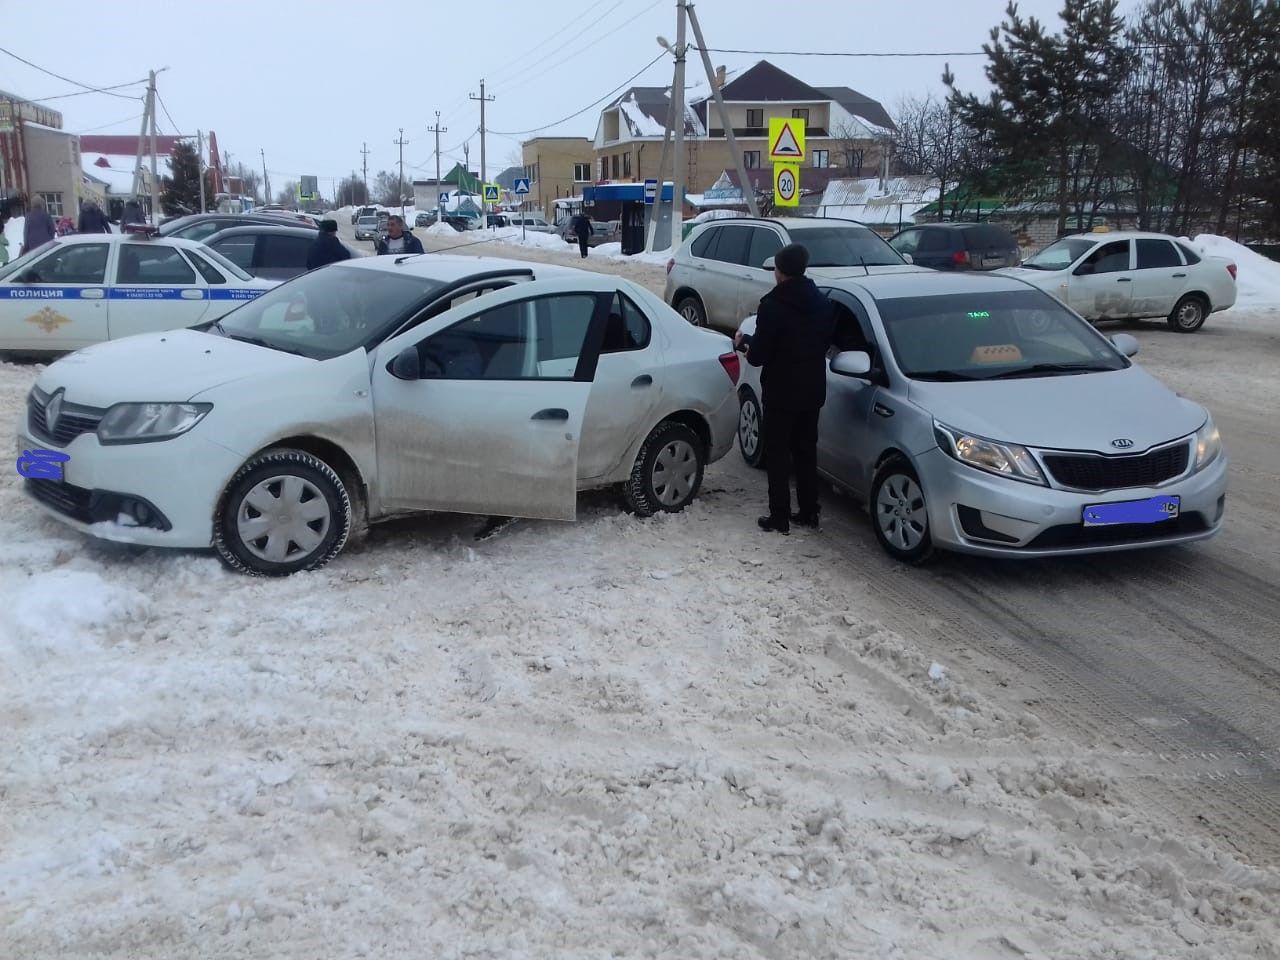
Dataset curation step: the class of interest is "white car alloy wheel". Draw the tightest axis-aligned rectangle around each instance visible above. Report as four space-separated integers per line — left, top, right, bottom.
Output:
214 449 352 576
870 457 934 564
737 387 765 468
676 296 707 327
625 420 706 516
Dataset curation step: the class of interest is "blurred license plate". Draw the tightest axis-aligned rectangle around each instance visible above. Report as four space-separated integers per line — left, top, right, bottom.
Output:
1083 496 1180 526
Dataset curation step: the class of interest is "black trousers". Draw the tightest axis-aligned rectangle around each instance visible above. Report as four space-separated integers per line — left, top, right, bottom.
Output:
764 405 820 522
577 235 589 257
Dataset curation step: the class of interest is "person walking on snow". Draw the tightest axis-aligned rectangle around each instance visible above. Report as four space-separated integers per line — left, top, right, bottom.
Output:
306 219 352 270
20 195 56 255
374 215 424 256
77 199 111 233
571 210 591 258
736 242 834 536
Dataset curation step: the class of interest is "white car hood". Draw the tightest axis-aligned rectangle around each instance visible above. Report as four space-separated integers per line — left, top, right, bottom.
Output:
997 266 1061 286
37 329 313 406
909 366 1206 452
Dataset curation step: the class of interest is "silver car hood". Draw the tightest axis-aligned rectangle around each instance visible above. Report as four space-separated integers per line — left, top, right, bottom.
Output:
907 366 1206 452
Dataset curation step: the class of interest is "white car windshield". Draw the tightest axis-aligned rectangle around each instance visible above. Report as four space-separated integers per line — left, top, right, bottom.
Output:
1021 237 1097 270
786 226 905 267
874 289 1129 381
213 266 443 359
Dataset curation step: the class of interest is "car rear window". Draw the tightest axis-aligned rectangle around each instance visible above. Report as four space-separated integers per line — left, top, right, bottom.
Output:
962 225 1018 249
1175 241 1202 264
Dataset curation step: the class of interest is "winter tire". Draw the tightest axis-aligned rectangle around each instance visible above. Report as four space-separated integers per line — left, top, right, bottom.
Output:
1167 294 1208 333
737 386 766 469
214 448 352 576
869 456 934 565
625 420 706 517
675 295 708 328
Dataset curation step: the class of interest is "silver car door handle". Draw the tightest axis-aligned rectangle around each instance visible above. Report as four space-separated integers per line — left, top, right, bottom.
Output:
181 288 204 299
1116 278 1132 282
1172 272 1187 278
531 408 569 421
631 375 653 388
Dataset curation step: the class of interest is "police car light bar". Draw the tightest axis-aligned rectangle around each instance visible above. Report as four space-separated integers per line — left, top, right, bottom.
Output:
122 223 160 237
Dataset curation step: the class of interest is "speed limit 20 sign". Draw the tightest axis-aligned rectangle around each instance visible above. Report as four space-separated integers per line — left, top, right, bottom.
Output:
773 162 800 207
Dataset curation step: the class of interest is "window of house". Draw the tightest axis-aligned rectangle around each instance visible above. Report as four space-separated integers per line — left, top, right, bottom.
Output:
611 154 619 179
743 150 761 169
791 108 809 125
623 153 631 177
38 193 64 217
598 158 606 181
746 108 763 128
812 149 829 168
574 163 591 182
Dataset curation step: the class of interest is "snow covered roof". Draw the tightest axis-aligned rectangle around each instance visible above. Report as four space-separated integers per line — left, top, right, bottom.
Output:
82 154 153 195
601 87 704 141
817 176 941 225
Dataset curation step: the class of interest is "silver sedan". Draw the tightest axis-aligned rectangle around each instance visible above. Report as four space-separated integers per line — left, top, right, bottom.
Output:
735 272 1227 562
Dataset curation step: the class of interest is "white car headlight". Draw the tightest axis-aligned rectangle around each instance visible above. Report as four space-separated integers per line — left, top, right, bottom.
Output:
97 402 212 445
934 422 1047 485
1194 416 1221 471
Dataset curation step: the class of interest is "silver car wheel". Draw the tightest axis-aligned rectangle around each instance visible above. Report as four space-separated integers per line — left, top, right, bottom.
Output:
236 474 332 563
652 439 699 507
739 396 760 458
1175 299 1203 329
876 474 928 551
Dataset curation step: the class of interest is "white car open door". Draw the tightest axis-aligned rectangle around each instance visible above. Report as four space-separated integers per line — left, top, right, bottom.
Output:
370 276 613 521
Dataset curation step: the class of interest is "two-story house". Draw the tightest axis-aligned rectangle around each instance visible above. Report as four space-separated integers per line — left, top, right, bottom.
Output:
591 60 894 197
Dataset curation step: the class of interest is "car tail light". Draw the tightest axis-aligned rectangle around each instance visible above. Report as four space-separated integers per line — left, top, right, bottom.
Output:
1226 263 1237 281
718 351 740 384
665 258 675 275
952 250 970 266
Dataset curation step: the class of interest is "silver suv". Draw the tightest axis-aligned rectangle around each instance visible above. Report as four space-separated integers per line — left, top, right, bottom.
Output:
663 217 915 331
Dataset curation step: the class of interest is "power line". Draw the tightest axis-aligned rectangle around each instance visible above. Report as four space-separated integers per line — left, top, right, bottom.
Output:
0 45 145 99
156 91 182 137
74 112 145 135
490 51 666 137
484 0 619 87
692 45 988 58
25 80 147 104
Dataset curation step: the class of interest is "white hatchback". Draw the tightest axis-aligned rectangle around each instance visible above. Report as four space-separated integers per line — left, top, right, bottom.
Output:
18 255 740 575
1000 231 1237 332
0 230 276 355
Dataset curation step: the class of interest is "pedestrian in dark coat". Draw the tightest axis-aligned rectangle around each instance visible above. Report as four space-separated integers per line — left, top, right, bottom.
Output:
374 215 425 256
306 219 353 270
20 196 56 255
571 212 591 258
738 242 835 535
121 199 146 227
77 199 111 233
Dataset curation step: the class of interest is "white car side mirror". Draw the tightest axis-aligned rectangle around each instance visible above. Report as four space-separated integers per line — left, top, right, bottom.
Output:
1110 333 1140 357
902 253 914 264
831 350 872 377
761 256 775 271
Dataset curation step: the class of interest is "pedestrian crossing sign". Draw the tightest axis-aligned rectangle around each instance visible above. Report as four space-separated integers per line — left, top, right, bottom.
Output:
483 184 500 202
768 117 806 162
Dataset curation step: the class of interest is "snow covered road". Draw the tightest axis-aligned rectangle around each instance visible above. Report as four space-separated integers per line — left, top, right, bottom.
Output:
3 233 1280 958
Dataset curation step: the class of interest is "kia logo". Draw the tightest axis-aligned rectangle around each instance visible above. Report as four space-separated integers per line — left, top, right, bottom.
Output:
1111 438 1134 449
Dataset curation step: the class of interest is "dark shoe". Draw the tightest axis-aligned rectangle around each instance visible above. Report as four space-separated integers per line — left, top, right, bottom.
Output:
757 515 790 535
791 511 820 528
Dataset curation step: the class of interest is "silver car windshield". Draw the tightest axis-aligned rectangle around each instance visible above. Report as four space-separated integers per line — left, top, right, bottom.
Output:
213 266 442 359
874 289 1128 381
786 226 904 267
1021 237 1096 270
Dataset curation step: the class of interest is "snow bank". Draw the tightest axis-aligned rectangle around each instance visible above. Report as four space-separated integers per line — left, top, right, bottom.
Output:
425 221 460 237
1191 234 1280 307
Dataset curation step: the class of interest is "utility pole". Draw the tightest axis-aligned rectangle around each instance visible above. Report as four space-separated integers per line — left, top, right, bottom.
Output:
147 70 160 225
197 129 206 213
670 2 688 246
686 3 759 218
260 148 272 206
470 80 495 219
645 92 675 254
131 74 150 205
360 142 370 206
428 111 447 224
394 128 409 220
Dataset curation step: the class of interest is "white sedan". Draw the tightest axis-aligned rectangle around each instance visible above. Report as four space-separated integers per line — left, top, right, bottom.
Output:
18 255 740 575
0 229 276 355
1000 230 1236 332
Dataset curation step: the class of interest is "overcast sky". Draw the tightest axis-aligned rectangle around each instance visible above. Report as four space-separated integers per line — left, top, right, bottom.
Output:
2 0 1142 194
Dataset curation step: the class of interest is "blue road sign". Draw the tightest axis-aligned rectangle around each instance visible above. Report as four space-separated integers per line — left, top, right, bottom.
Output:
439 191 450 205
643 178 658 205
513 177 531 195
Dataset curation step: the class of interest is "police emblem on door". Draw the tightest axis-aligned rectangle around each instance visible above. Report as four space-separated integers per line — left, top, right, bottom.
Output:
27 307 71 333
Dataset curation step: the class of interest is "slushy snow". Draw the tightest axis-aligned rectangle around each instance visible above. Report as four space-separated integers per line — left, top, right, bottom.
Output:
1191 234 1280 307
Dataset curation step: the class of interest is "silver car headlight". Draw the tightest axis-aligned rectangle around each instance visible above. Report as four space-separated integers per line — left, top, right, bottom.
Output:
934 422 1047 486
1193 415 1221 471
97 402 212 445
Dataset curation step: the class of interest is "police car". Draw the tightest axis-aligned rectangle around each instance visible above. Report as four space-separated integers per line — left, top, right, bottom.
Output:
0 225 277 355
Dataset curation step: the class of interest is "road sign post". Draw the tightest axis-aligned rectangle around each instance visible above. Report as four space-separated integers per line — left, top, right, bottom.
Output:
513 178 531 242
643 178 658 206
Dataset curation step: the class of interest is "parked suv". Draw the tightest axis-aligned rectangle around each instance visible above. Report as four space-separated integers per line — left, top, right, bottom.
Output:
664 217 914 330
888 222 1021 271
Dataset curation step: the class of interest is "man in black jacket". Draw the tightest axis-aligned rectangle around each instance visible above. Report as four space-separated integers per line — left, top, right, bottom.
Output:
77 199 111 233
374 215 425 256
739 243 834 535
306 219 353 270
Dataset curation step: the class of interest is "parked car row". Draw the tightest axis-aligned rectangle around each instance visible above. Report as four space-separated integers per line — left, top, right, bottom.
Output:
561 219 622 248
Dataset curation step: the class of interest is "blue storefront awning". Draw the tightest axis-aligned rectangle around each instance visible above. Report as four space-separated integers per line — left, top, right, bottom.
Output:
583 182 675 203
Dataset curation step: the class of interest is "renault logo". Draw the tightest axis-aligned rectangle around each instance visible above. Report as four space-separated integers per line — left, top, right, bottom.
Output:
1111 438 1134 449
45 389 65 434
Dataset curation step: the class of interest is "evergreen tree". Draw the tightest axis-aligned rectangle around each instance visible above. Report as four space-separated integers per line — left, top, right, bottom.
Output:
160 140 206 215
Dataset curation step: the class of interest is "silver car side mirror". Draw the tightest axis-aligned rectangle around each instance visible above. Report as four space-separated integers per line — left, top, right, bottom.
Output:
902 253 914 264
830 350 872 377
761 256 775 271
1110 333 1139 357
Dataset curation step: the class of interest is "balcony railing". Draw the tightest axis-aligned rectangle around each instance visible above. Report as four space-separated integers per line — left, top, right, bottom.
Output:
707 126 830 139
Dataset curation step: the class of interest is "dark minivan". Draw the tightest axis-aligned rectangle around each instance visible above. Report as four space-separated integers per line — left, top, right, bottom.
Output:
888 222 1021 271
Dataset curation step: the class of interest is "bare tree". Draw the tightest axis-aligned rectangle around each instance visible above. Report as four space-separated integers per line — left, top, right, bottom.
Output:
830 122 869 174
888 92 964 220
276 181 299 207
